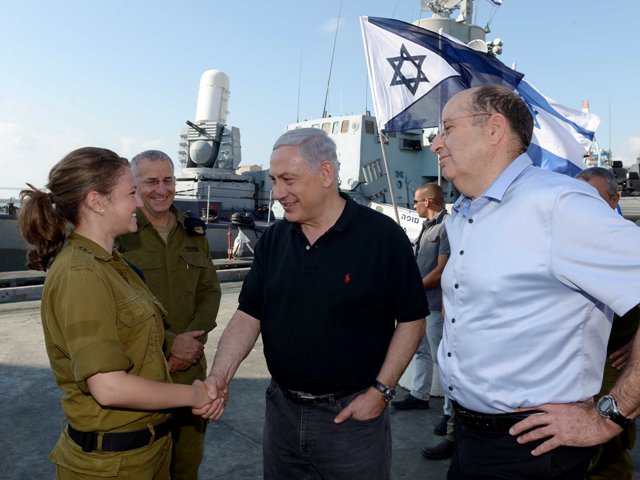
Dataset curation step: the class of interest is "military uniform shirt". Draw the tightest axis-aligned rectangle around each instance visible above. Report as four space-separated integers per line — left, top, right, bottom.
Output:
41 232 171 432
117 205 221 384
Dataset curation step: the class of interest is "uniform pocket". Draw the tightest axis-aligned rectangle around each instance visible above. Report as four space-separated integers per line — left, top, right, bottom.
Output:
179 251 211 269
116 295 156 328
49 431 122 477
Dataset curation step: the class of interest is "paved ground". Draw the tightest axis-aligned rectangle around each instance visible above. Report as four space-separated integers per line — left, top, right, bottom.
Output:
0 282 452 479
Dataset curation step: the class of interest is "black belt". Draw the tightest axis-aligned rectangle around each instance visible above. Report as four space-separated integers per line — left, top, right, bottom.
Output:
67 421 172 452
453 401 544 433
280 384 365 404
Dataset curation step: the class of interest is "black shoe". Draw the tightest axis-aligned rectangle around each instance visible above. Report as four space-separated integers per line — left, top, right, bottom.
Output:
422 440 454 460
390 393 430 410
433 414 451 435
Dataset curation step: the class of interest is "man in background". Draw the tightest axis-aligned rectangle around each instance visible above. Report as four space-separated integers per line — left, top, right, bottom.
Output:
391 182 453 457
576 167 638 480
118 150 221 480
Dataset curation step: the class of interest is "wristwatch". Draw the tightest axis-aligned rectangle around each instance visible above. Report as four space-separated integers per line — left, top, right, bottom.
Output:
372 381 395 403
597 394 633 429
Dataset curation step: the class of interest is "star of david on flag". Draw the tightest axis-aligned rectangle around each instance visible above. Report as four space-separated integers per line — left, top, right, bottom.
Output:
360 16 600 176
360 16 523 133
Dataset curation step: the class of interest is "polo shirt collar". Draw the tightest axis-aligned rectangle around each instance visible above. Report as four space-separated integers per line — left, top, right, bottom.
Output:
68 231 113 261
289 192 355 235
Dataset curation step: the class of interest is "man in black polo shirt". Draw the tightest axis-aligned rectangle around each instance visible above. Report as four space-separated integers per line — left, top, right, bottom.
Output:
195 128 428 479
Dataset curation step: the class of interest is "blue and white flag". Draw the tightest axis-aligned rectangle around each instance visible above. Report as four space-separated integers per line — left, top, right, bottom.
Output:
360 16 523 132
360 16 600 176
486 0 502 6
516 80 600 176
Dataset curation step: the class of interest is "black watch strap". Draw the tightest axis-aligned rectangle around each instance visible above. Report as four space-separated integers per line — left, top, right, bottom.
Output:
609 410 634 429
597 394 634 429
372 381 395 402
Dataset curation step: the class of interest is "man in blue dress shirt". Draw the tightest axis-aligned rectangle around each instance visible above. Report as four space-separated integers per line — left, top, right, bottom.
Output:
430 85 640 479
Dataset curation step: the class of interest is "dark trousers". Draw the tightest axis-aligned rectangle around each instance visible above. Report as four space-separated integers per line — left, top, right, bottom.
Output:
448 416 595 480
263 380 391 480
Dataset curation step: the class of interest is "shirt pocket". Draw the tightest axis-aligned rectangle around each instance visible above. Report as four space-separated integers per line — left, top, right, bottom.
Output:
178 251 211 269
116 294 156 328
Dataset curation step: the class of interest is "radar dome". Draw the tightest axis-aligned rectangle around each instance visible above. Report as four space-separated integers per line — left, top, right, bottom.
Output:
195 69 230 124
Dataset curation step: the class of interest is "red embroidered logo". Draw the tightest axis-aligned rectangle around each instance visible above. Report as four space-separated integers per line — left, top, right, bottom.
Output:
344 273 351 284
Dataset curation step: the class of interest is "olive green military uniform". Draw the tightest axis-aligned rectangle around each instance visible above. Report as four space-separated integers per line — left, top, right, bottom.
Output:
588 308 640 480
117 206 221 480
42 233 173 479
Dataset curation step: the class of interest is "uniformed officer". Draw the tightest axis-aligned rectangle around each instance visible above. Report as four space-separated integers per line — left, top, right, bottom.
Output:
117 150 221 480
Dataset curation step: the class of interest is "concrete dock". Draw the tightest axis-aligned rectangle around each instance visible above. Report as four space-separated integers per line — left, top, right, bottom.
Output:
0 281 457 479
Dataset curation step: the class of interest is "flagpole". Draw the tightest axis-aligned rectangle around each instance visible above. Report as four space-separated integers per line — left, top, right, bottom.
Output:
359 16 400 224
377 129 401 224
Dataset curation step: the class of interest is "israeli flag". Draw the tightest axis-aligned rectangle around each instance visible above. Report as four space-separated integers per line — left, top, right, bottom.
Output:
360 16 523 132
517 80 600 176
487 0 503 5
360 16 600 177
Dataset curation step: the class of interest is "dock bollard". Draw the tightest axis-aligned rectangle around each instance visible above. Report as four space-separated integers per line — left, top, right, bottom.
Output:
227 227 233 260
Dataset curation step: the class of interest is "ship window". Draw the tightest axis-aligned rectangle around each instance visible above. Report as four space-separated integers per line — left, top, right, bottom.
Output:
341 120 349 133
322 123 331 133
401 138 423 151
332 122 340 133
364 120 375 135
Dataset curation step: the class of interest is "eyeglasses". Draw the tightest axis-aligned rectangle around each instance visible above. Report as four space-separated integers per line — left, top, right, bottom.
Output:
438 113 491 136
140 177 175 187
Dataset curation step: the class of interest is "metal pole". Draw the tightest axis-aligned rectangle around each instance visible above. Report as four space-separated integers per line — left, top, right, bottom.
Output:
267 190 273 226
378 130 401 224
206 185 211 223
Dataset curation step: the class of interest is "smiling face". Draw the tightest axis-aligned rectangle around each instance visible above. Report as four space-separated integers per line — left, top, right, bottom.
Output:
103 167 143 237
269 145 329 225
134 157 176 220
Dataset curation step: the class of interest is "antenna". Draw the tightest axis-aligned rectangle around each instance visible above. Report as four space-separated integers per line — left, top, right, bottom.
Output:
296 50 302 122
322 0 343 118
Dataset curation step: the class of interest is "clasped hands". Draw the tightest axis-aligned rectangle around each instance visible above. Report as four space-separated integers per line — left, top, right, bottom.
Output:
192 374 228 421
168 330 206 373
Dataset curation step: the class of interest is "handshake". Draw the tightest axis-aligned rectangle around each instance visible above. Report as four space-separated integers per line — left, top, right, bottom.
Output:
190 373 229 420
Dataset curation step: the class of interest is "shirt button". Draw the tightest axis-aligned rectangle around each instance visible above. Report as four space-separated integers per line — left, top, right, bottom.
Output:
451 318 455 323
305 245 310 250
448 386 454 391
454 284 459 289
459 250 464 255
468 218 474 224
447 352 452 357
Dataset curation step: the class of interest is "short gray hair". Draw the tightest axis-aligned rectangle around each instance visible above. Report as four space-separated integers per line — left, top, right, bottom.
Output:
273 128 340 174
575 167 618 197
130 150 174 178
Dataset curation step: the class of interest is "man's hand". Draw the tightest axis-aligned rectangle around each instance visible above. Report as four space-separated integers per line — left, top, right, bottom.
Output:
610 340 633 370
333 387 387 424
192 373 228 420
508 400 622 456
167 355 191 373
171 330 205 364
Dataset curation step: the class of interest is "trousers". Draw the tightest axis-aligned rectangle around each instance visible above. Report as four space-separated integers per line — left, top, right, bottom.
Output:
448 416 594 479
263 380 391 480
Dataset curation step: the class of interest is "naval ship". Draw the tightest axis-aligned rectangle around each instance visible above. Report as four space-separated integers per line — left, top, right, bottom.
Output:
2 0 638 272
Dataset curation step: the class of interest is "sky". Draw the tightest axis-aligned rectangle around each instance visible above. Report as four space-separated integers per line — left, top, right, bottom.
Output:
1 0 639 200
